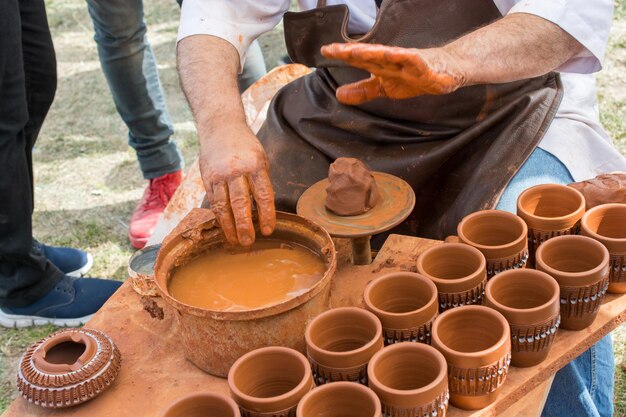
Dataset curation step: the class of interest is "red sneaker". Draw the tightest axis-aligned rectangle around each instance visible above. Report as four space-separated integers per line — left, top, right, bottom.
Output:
129 170 183 249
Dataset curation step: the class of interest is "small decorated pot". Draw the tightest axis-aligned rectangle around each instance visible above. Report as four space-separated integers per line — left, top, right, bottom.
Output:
363 272 438 344
305 307 384 385
296 381 381 417
228 346 313 417
581 203 626 293
535 235 610 330
17 328 121 408
368 342 449 417
416 243 487 312
160 392 241 417
431 305 511 410
458 210 529 279
485 269 560 367
517 184 585 265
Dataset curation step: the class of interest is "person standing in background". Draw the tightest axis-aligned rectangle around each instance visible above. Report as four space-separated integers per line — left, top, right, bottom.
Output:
85 0 268 249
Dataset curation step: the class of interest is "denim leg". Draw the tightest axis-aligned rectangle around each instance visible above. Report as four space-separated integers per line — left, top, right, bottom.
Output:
86 0 182 179
496 148 615 417
237 40 268 92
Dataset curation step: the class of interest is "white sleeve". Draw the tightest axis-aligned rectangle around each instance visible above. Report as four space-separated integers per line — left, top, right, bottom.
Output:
506 0 613 73
177 0 291 70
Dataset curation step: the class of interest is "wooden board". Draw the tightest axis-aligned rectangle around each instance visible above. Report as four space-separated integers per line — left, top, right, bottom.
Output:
3 234 626 417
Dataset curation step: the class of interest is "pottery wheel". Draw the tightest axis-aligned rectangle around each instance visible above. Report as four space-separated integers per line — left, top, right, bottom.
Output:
297 172 416 239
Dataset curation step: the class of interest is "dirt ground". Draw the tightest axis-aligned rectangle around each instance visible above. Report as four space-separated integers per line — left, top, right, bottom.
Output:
1 0 625 413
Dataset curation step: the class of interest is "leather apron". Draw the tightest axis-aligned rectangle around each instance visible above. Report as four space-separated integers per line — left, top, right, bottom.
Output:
256 0 563 239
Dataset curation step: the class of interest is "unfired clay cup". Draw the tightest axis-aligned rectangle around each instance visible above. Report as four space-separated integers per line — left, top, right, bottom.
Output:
416 243 487 312
485 269 560 367
368 342 449 417
431 305 511 410
535 235 610 330
159 392 241 417
458 210 528 279
517 183 585 265
296 381 382 417
228 346 313 417
581 203 626 293
305 307 384 385
363 272 438 345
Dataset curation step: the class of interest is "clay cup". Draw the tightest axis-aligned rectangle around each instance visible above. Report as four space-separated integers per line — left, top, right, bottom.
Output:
535 235 610 330
431 305 511 410
485 269 560 367
458 210 528 279
305 307 384 385
228 346 313 417
416 243 487 312
517 183 585 265
368 342 449 417
159 392 241 417
581 203 626 293
297 382 381 417
363 272 438 345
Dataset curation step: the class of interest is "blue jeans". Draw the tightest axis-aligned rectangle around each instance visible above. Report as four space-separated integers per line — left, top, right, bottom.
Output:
497 148 615 417
85 0 267 179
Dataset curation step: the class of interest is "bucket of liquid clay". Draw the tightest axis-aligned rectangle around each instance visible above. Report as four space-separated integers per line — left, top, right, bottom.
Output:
154 208 336 377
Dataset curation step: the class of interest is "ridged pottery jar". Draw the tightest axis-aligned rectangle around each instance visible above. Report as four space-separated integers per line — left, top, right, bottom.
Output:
17 328 121 408
305 307 384 385
581 203 626 293
154 209 336 377
485 269 560 367
416 243 487 312
159 392 241 417
363 272 438 345
517 184 585 265
228 346 313 417
431 305 511 410
368 342 449 417
535 235 610 330
458 210 529 279
296 382 382 417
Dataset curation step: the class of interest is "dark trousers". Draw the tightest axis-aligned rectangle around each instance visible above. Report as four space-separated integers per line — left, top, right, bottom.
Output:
0 0 64 307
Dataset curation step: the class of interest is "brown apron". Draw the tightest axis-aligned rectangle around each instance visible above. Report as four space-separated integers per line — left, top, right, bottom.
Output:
257 0 563 239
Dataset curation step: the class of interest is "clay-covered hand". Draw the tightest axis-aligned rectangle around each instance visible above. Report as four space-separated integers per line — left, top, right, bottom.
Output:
321 43 466 105
200 126 276 246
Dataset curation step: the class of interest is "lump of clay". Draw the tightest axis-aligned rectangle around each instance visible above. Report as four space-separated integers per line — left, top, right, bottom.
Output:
325 157 381 216
568 172 626 209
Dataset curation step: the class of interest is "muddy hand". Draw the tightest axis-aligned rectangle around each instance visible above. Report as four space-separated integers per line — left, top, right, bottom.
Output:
321 43 466 105
199 129 276 246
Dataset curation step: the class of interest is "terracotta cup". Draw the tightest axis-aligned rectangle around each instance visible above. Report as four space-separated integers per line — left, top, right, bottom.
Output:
159 392 241 417
484 269 560 367
517 183 585 265
416 243 487 312
457 210 529 279
228 346 313 417
305 307 384 385
431 305 511 410
363 272 438 345
368 342 449 417
581 203 626 293
296 381 382 417
535 235 610 330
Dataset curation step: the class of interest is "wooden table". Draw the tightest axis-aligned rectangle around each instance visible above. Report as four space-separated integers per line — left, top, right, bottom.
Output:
3 234 626 417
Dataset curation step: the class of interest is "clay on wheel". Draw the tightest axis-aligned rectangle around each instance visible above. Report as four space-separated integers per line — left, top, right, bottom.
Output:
325 158 381 216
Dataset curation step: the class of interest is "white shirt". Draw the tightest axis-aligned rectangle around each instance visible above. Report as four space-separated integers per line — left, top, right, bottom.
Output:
178 0 626 181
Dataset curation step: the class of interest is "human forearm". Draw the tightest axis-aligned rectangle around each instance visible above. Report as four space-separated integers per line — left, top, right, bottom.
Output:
443 13 585 87
177 35 248 140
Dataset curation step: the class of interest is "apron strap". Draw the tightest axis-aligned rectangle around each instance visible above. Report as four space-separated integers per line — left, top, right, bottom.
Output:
316 0 327 7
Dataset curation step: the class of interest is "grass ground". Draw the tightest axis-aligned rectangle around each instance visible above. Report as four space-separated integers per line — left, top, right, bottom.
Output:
0 0 625 413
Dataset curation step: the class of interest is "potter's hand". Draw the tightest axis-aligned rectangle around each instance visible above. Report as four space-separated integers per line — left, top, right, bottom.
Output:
200 126 276 246
320 43 466 105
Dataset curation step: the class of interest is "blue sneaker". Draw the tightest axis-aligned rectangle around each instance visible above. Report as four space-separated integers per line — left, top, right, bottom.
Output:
35 241 93 277
0 275 122 328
